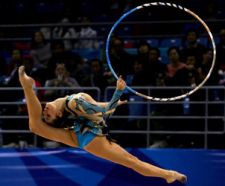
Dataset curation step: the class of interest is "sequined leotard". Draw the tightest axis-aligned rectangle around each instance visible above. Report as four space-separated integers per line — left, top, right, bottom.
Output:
65 89 124 148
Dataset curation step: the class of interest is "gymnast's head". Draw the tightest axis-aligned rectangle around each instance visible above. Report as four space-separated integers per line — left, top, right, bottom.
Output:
42 99 71 128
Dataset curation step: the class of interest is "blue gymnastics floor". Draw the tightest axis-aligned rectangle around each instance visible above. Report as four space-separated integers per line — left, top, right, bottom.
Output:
0 148 224 186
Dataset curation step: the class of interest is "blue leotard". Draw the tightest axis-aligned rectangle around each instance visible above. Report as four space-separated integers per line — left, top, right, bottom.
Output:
65 89 124 148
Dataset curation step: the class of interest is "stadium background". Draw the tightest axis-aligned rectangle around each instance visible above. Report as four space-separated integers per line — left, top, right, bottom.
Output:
0 0 225 185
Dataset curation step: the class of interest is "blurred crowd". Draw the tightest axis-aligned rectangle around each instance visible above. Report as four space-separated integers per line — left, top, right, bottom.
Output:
0 0 225 149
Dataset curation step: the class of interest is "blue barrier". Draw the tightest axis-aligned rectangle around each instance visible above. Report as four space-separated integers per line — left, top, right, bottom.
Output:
0 148 224 186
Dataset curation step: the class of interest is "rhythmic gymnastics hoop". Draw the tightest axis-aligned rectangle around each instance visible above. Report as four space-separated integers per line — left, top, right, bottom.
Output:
105 2 216 101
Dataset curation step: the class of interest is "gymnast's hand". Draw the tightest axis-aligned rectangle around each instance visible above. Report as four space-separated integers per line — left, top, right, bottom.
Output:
18 66 35 89
116 76 126 90
118 99 128 106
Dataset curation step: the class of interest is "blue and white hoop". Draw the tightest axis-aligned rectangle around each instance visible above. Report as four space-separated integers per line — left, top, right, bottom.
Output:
105 2 216 101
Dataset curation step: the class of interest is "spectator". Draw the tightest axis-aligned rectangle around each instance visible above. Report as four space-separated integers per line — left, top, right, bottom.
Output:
109 35 134 78
130 59 149 87
166 46 186 85
165 47 185 117
125 59 147 146
52 17 78 51
82 59 108 99
195 48 220 105
30 31 52 68
40 26 51 40
4 49 23 86
44 63 81 100
145 47 167 86
136 40 151 65
180 29 206 65
198 48 218 86
73 58 91 85
174 53 201 87
47 41 79 79
75 16 99 49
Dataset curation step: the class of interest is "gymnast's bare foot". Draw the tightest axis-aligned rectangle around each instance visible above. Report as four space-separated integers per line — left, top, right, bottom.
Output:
18 66 34 89
165 170 187 184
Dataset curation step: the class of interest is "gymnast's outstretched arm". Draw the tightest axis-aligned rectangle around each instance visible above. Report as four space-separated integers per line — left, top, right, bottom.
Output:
75 77 127 116
81 93 127 109
94 99 127 108
18 66 77 147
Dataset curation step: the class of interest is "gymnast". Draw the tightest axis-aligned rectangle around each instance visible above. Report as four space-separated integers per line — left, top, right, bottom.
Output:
18 65 187 184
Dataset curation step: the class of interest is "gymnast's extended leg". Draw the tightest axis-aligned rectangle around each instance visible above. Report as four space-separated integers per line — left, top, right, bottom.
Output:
84 136 187 184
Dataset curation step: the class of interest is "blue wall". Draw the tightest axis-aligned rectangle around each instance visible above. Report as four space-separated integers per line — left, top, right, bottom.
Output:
0 148 224 186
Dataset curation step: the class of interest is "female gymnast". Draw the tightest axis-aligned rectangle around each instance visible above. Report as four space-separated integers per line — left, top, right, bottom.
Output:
18 65 187 184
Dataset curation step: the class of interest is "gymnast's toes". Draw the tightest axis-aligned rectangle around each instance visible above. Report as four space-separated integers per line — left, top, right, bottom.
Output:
18 66 25 76
166 171 187 184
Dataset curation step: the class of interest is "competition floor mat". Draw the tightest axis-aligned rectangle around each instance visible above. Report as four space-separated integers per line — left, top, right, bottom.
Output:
0 148 224 186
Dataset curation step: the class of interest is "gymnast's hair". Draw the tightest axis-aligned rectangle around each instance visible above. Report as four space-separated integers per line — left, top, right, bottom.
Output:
43 109 74 129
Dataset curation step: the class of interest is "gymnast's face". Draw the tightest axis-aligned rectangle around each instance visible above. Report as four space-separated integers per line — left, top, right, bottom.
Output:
43 102 61 124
